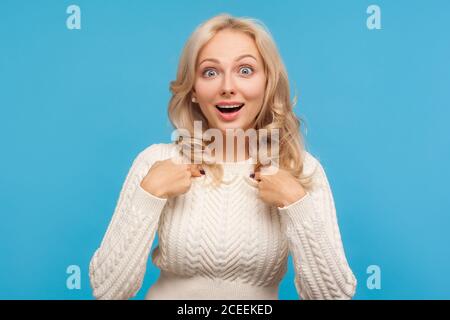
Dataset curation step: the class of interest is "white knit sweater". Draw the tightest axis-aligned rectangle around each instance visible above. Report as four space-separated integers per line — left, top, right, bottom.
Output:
89 142 357 300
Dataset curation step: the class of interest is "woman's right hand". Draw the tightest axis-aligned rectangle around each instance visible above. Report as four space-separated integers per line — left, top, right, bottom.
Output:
140 158 204 199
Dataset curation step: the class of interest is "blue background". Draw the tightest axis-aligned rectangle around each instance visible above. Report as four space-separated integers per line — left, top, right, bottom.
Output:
1 0 449 299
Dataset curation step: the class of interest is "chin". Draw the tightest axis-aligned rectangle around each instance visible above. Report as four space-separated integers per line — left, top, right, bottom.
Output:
217 123 246 133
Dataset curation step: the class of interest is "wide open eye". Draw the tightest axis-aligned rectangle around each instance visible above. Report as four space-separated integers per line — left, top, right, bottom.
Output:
239 66 254 76
203 68 218 78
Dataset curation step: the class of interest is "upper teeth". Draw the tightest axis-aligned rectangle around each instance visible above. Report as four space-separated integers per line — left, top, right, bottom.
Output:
216 104 242 108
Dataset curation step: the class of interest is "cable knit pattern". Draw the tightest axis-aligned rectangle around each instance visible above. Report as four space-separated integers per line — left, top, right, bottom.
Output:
89 142 357 300
278 155 357 299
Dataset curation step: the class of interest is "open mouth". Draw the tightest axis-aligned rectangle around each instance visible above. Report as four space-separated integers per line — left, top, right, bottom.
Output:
215 103 245 113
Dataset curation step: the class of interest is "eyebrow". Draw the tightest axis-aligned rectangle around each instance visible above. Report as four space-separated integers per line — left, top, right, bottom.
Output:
198 54 257 66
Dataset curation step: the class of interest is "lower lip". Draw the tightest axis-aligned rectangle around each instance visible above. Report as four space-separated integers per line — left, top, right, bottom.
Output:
215 105 244 121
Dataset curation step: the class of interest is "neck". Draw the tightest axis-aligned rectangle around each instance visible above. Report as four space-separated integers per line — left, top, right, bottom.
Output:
212 135 250 163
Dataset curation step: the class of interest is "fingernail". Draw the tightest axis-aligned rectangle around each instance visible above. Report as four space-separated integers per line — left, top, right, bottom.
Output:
200 169 205 175
249 173 255 179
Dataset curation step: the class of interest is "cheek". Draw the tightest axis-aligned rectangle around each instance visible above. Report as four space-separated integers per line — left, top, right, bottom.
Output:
240 77 266 101
195 80 219 102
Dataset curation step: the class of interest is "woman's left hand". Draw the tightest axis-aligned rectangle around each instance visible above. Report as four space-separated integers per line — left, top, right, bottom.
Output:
253 166 307 208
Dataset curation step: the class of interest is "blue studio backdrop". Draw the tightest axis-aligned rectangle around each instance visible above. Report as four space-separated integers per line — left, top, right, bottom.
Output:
1 0 449 299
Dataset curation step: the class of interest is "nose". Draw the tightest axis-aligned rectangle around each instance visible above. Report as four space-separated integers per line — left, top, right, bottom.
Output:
220 72 235 96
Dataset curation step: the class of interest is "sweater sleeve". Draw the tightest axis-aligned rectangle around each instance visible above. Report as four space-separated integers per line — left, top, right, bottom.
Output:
277 157 357 300
89 144 168 300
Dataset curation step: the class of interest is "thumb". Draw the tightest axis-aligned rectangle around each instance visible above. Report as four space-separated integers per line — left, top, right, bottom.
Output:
260 164 279 176
189 164 204 177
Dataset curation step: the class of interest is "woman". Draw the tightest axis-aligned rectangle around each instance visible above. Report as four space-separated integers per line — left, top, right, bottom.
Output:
89 13 357 300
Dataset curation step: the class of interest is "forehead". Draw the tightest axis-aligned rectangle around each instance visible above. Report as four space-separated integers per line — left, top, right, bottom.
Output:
197 29 261 63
